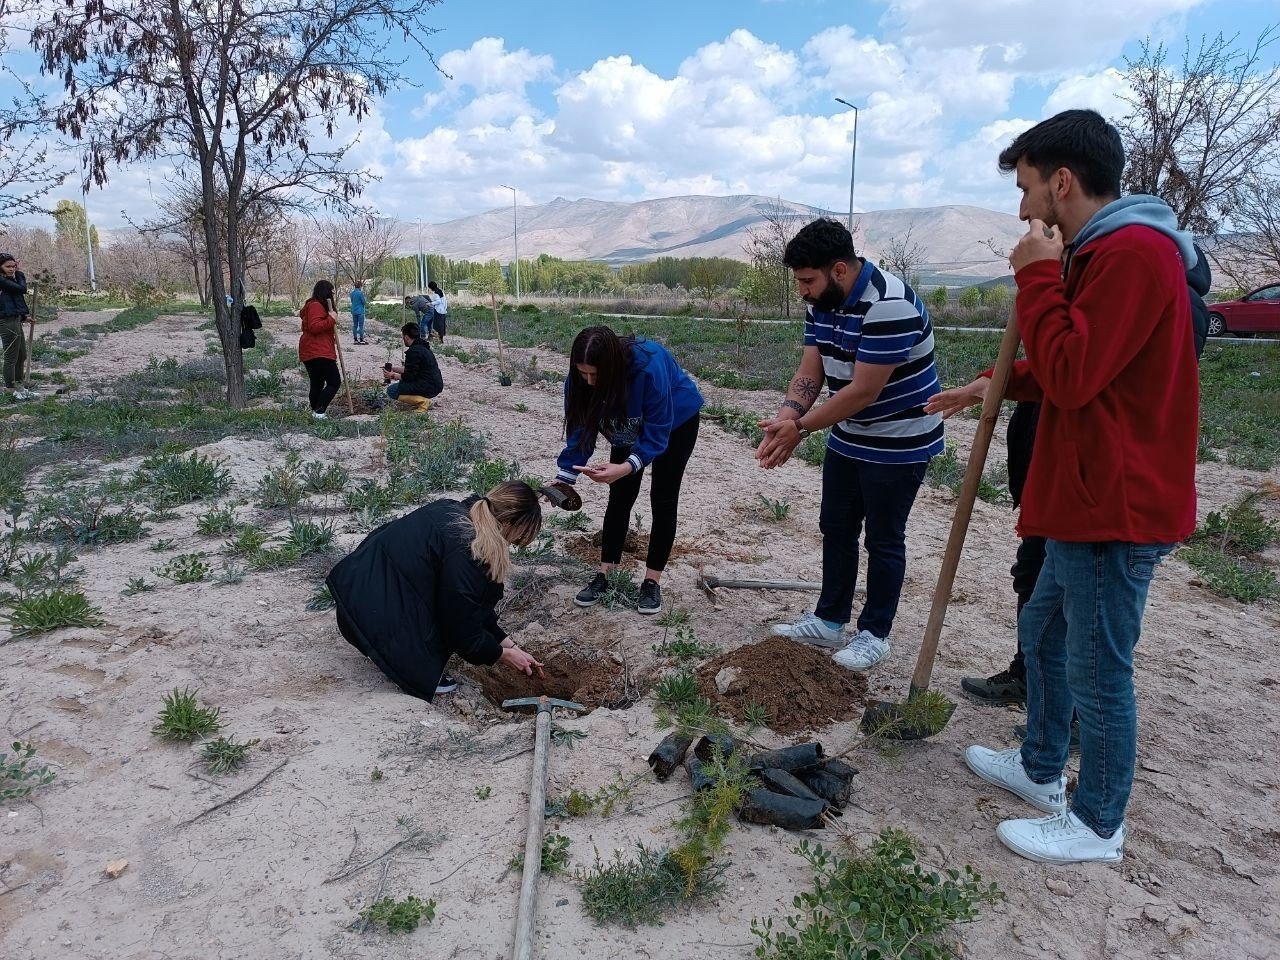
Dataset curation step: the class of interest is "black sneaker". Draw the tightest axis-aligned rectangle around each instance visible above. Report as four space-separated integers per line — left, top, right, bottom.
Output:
637 578 662 615
435 673 459 695
1015 719 1081 755
575 573 608 608
960 668 1027 706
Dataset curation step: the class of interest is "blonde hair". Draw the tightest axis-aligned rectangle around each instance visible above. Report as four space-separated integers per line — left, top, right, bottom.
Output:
467 481 542 582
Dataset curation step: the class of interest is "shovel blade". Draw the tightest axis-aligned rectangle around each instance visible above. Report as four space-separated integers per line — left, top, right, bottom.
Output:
859 696 956 741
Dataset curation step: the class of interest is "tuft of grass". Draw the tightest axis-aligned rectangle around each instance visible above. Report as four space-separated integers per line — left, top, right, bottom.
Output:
3 589 104 637
282 518 336 557
546 510 591 532
467 457 520 496
653 669 701 709
474 784 491 799
256 464 306 512
752 831 1003 960
122 577 155 596
225 525 269 556
652 624 717 661
1183 491 1279 603
744 702 770 733
1182 545 1277 602
150 537 177 553
1 741 57 803
195 504 241 536
155 553 211 584
306 583 336 611
557 772 642 818
359 895 437 933
151 688 222 742
135 451 232 506
40 492 148 547
201 735 259 774
300 460 350 494
579 844 718 928
599 568 641 609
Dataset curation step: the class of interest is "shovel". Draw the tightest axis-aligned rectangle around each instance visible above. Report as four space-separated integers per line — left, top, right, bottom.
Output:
860 308 1022 741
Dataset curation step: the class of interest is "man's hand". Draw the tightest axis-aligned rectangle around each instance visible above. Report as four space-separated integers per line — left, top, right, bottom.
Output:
1009 219 1064 273
924 376 991 420
755 417 804 469
574 462 633 485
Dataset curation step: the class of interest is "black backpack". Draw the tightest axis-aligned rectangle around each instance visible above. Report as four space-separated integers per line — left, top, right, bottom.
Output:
1187 243 1211 359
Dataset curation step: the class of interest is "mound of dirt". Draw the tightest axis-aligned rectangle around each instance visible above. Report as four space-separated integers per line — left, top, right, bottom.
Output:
564 529 650 563
696 637 867 736
460 637 637 713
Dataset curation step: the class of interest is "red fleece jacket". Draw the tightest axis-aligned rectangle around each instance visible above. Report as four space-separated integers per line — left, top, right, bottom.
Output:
298 299 337 363
1001 225 1198 544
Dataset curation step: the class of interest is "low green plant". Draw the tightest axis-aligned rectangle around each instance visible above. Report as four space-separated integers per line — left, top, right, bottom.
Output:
599 568 640 609
744 702 770 733
225 525 269 556
758 494 792 521
1 741 57 803
122 577 155 596
654 606 691 628
149 538 177 552
300 460 350 494
306 583 336 611
653 625 717 661
40 492 148 547
860 689 956 741
578 844 716 927
151 688 222 742
216 561 246 585
195 504 241 536
3 589 104 637
559 772 642 818
282 518 336 557
752 831 1003 960
156 553 211 584
1183 492 1279 602
359 895 437 933
343 478 398 517
546 510 591 532
135 451 232 506
510 831 571 876
1182 544 1278 602
467 457 519 496
653 669 700 709
4 547 81 596
475 784 491 800
256 464 306 513
370 767 384 782
201 735 259 774
1190 492 1279 555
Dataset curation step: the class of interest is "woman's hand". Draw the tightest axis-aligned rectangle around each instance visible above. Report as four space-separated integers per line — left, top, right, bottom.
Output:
499 643 544 678
573 462 633 485
924 376 990 420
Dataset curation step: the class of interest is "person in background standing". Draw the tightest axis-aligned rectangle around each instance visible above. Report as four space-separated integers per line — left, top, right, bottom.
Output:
350 279 367 345
427 280 448 343
0 254 34 401
406 293 432 340
298 279 342 420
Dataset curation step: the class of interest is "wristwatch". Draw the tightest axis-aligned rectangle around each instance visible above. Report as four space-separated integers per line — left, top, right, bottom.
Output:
796 422 812 439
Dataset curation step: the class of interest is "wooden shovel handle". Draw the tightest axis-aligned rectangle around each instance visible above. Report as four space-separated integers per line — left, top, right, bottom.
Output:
909 307 1022 696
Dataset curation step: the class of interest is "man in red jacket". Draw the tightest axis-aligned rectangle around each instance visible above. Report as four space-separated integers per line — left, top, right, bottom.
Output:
927 109 1198 865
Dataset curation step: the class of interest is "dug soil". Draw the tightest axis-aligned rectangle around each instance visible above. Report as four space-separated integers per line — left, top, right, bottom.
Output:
696 636 868 735
459 636 640 712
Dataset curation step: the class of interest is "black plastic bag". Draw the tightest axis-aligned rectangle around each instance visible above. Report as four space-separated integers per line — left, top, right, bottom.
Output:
737 788 827 830
647 733 693 781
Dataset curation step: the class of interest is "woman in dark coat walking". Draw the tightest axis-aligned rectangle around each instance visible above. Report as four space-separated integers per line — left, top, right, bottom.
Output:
327 481 544 700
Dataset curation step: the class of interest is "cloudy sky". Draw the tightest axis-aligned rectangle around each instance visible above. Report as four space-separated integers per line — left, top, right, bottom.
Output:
3 0 1275 230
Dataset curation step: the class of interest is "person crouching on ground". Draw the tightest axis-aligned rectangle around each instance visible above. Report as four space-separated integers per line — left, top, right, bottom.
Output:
383 323 443 412
546 325 703 616
298 280 342 420
327 481 545 700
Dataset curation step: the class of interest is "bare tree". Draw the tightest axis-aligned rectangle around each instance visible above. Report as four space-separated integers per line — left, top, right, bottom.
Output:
1209 171 1280 290
880 224 927 286
317 216 405 286
0 0 67 218
275 218 321 307
33 0 441 407
1119 26 1280 234
742 197 805 318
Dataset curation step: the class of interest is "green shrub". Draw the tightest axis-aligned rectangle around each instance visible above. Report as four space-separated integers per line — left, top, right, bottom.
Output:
359 895 437 933
155 553 211 584
3 589 104 637
151 688 221 742
135 451 232 505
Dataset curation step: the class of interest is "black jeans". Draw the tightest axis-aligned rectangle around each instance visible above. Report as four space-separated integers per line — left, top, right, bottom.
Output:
431 311 447 340
303 357 341 414
816 454 927 639
1008 535 1048 680
600 414 699 573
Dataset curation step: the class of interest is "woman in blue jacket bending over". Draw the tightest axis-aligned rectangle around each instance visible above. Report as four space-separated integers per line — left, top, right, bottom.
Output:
548 325 703 615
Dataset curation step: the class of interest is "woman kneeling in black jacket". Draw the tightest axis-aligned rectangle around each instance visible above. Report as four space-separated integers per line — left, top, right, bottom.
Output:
327 481 544 700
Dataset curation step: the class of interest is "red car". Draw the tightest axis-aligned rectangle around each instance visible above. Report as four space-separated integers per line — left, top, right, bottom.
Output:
1208 283 1280 337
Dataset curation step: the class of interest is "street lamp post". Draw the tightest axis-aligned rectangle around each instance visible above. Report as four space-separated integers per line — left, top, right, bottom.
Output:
498 183 520 304
834 98 859 234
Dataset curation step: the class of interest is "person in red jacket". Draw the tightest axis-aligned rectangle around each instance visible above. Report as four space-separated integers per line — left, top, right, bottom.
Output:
927 110 1198 865
298 280 342 419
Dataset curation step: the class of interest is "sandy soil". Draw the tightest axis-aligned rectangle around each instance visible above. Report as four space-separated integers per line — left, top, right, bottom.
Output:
1 311 1278 959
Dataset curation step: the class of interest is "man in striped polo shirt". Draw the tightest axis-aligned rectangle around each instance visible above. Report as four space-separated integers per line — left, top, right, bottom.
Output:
757 218 944 670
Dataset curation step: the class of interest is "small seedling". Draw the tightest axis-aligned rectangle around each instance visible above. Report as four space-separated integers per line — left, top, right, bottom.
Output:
654 606 691 628
474 785 492 800
510 831 571 876
359 895 437 933
155 553 211 584
201 735 259 774
652 625 717 661
599 568 640 609
151 687 222 742
122 577 155 596
744 701 770 732
1 741 57 803
653 670 700 709
370 767 384 782
195 504 240 536
758 494 792 521
551 725 588 749
149 538 177 553
283 518 336 557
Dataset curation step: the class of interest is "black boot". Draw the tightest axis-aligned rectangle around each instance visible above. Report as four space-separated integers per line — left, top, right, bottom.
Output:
960 668 1027 706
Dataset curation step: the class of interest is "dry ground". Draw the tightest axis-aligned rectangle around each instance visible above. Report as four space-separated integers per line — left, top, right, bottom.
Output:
1 310 1277 959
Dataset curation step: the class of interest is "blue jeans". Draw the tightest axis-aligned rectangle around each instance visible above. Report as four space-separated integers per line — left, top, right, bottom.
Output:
815 454 927 638
352 312 365 340
1020 539 1173 837
385 382 400 400
416 312 430 340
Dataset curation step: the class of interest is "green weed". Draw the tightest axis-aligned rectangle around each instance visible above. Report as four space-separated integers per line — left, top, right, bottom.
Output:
122 577 155 596
510 832 571 876
359 895 437 933
1 741 57 803
3 589 104 637
135 451 232 506
151 688 222 742
155 553 211 584
201 735 258 774
195 504 241 536
758 495 792 521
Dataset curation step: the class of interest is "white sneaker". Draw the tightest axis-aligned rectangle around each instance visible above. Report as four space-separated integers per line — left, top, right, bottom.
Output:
832 629 890 670
311 410 327 420
964 745 1067 814
997 810 1125 865
770 612 845 648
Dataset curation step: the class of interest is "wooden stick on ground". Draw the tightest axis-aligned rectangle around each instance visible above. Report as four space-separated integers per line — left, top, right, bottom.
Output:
180 760 287 828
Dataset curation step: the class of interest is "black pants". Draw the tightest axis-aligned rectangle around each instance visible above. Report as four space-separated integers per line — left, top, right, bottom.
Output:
303 357 341 414
815 454 927 639
432 311 447 340
601 414 699 573
1008 535 1048 679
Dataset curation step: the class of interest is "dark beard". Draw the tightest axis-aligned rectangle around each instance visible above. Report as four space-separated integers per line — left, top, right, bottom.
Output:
804 270 848 312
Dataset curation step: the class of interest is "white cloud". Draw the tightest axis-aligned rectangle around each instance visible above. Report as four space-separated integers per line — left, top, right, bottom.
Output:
1043 68 1131 120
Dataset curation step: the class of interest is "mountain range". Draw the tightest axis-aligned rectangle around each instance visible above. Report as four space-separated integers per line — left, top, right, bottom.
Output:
410 194 1025 282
